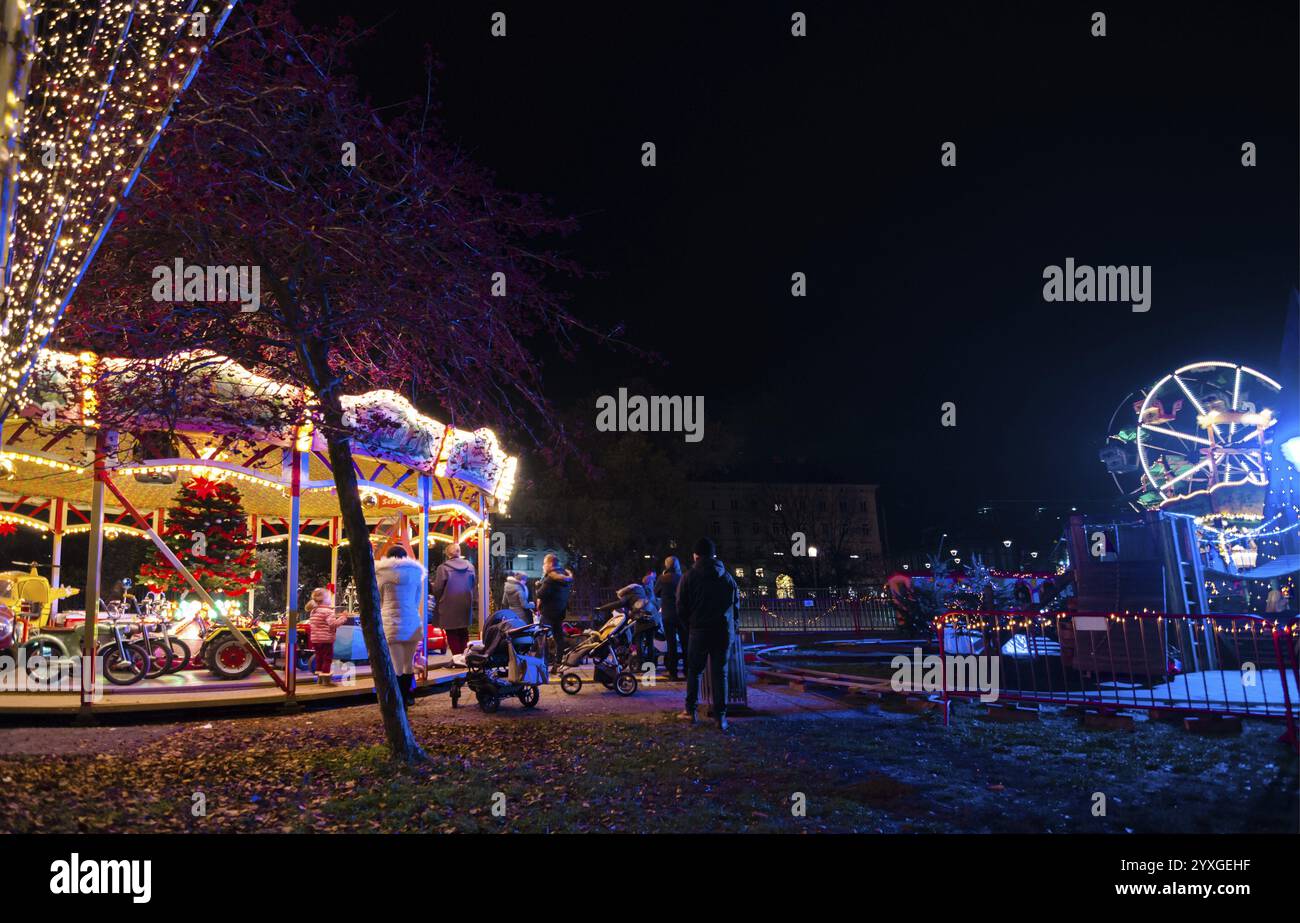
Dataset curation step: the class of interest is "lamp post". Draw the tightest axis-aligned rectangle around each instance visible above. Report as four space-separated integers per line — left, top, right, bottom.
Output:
808 545 819 588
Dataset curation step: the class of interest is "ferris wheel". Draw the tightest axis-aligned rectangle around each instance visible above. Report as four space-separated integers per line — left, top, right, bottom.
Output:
1133 361 1282 512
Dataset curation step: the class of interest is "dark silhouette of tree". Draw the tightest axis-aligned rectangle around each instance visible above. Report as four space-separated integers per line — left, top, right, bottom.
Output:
60 1 605 762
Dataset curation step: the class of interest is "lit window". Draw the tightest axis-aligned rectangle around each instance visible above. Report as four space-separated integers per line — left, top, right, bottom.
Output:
755 567 765 578
775 574 794 599
735 567 745 578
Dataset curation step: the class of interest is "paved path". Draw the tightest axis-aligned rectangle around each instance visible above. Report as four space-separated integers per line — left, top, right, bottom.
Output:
0 671 868 756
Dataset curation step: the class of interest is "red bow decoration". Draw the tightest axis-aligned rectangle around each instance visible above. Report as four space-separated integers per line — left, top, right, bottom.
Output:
0 522 16 537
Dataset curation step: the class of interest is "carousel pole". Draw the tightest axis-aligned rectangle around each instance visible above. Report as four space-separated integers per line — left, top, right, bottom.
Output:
329 516 340 591
247 514 259 615
80 431 114 716
48 499 64 619
419 475 431 680
284 447 304 697
477 494 490 639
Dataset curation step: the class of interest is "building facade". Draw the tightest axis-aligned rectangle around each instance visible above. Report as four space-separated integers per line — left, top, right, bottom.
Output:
685 481 885 591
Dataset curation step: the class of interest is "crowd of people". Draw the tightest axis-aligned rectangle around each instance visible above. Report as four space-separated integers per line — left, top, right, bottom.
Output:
306 536 743 730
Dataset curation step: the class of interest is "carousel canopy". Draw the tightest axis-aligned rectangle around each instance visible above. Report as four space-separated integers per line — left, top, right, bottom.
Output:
0 349 517 525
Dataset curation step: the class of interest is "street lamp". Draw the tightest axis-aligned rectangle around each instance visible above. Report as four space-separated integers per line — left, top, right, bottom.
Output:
808 546 819 588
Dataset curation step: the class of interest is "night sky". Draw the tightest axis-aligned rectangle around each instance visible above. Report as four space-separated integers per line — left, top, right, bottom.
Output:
301 1 1298 547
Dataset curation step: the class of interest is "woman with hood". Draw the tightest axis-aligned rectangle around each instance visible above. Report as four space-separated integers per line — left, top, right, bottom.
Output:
375 546 427 708
431 542 476 661
501 572 534 619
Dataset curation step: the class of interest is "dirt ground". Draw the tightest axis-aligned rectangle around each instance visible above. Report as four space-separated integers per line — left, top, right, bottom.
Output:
0 676 1295 833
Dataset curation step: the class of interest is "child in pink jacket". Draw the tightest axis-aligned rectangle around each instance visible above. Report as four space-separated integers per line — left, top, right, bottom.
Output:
307 588 347 685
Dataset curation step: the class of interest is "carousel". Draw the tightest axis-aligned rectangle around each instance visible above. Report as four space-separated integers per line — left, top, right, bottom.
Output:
0 348 517 715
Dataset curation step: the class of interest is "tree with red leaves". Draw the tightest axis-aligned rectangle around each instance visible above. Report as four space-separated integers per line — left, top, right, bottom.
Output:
60 1 602 762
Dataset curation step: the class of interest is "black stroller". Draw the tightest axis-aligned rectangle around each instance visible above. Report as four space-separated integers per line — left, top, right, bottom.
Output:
450 610 549 713
555 595 659 696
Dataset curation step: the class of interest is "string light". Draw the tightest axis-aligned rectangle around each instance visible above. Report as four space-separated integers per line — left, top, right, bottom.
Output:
0 3 235 419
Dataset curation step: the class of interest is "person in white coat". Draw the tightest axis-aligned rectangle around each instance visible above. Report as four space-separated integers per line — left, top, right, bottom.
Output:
375 546 427 708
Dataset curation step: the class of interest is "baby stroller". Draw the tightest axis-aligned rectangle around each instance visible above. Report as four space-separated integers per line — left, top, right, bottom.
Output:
450 610 549 713
555 606 650 696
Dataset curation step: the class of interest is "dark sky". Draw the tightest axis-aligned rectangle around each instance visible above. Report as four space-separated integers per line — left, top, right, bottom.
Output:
300 1 1298 546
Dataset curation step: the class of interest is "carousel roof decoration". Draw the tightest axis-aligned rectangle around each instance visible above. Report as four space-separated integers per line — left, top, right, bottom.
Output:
0 348 517 525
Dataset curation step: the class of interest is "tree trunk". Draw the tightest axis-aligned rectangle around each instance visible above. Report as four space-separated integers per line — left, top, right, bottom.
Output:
322 414 427 764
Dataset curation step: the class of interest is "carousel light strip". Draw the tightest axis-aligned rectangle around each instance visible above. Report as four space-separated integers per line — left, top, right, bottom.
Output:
61 522 146 539
301 482 418 508
0 510 47 532
257 533 335 548
0 449 80 471
122 460 285 489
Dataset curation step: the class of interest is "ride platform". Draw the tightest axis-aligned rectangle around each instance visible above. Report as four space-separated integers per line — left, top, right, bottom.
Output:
0 661 467 718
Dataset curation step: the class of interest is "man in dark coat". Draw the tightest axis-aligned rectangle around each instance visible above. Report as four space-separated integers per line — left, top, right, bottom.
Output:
657 555 686 680
535 553 574 666
675 537 739 730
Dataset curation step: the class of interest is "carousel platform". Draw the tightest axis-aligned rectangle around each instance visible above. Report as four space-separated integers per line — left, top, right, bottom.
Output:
0 659 467 717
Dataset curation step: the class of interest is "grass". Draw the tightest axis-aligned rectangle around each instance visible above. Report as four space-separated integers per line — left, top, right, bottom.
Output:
0 694 1294 833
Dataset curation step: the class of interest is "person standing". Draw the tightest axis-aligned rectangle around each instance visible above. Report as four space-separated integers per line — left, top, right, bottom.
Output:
536 553 574 666
307 587 347 685
375 546 427 708
502 571 533 618
676 538 739 730
431 542 476 662
658 556 687 681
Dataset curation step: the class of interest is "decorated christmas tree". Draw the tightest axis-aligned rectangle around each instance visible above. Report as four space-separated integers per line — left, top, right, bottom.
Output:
139 477 260 597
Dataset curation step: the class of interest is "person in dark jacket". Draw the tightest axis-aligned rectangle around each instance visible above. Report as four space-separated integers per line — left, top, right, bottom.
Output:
536 553 573 665
658 555 686 680
675 537 739 730
430 542 475 661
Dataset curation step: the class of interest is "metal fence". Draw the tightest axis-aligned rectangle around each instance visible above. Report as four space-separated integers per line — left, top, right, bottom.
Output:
934 610 1299 743
563 584 897 635
737 592 897 634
